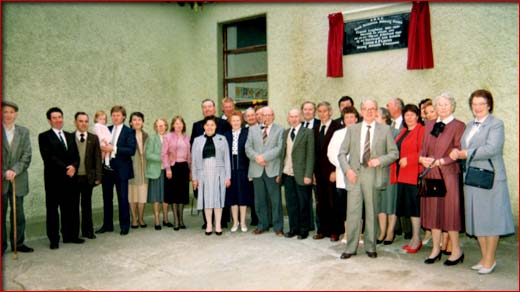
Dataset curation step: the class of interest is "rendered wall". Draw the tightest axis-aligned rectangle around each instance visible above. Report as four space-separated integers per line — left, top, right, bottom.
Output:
3 2 518 223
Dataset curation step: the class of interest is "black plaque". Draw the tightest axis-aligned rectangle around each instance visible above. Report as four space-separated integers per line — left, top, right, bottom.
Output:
343 12 410 55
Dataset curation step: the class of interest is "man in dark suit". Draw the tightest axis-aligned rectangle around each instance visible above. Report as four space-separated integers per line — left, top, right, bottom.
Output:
2 101 34 254
313 101 343 241
190 99 231 229
39 107 82 249
96 105 136 236
300 101 320 232
73 112 102 239
334 96 355 127
279 108 314 240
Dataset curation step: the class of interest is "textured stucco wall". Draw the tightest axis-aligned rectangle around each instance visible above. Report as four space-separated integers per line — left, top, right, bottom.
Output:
3 2 518 223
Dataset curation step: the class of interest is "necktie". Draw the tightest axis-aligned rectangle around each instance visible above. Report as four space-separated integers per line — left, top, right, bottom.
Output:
58 131 67 149
290 128 296 141
262 126 268 143
362 125 371 166
304 121 308 128
80 133 85 143
111 125 118 145
474 121 480 127
391 120 396 129
319 125 326 146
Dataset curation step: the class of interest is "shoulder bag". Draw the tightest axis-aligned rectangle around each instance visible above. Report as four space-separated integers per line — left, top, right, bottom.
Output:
464 149 495 190
417 159 447 197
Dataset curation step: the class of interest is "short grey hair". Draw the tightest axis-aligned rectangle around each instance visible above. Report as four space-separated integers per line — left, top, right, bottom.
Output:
360 99 378 110
288 108 301 115
316 101 332 112
244 107 255 115
434 92 456 112
201 98 215 107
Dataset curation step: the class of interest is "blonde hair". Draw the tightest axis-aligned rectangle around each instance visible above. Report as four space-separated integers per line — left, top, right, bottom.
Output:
94 110 107 123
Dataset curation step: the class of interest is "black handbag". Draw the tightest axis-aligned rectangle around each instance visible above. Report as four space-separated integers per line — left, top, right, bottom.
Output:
417 160 447 197
464 149 495 190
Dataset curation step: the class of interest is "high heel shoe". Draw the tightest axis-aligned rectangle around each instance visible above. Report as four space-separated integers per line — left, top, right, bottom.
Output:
205 230 213 236
376 238 384 245
471 263 483 270
231 223 239 233
383 234 395 245
424 252 442 264
406 242 423 254
478 262 496 274
443 253 464 266
441 249 452 256
241 225 248 232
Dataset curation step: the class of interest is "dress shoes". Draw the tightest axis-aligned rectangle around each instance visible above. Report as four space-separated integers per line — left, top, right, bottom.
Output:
173 227 180 231
383 235 395 245
406 242 422 254
297 233 308 240
120 229 129 236
179 224 187 229
313 233 325 240
95 226 114 234
441 249 452 256
13 244 34 253
215 231 223 236
330 234 339 242
63 238 85 244
424 252 442 264
231 224 239 233
205 231 213 236
83 233 96 239
376 239 384 245
131 225 139 229
443 253 464 266
50 243 59 250
284 232 296 238
139 223 147 228
241 225 248 232
340 252 356 259
252 229 264 235
163 221 174 228
275 230 284 236
155 225 162 230
478 262 496 274
366 251 378 258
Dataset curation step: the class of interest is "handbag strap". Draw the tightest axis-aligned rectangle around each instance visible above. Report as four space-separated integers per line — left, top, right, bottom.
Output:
419 159 445 181
467 148 494 171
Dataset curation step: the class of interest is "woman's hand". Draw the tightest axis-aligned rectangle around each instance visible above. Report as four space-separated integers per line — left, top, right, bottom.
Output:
399 157 408 168
225 179 231 188
166 169 173 179
192 180 198 190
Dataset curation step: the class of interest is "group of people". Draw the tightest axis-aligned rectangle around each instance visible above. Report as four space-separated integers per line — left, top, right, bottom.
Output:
1 90 515 275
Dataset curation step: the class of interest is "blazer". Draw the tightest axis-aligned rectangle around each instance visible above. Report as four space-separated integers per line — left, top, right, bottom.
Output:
461 114 507 181
314 120 342 180
191 134 231 182
2 125 32 196
390 124 425 185
109 124 137 180
279 126 315 186
224 127 250 171
190 117 231 146
38 129 80 184
302 118 321 130
245 123 284 178
338 122 399 190
145 133 163 179
161 132 191 169
75 131 102 185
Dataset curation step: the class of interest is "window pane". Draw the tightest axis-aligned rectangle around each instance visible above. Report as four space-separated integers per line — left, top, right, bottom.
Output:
226 51 267 78
228 81 268 103
226 17 266 50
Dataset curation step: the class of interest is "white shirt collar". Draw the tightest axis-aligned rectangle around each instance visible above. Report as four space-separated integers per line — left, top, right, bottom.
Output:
362 120 376 129
76 130 88 140
436 114 454 124
475 114 489 124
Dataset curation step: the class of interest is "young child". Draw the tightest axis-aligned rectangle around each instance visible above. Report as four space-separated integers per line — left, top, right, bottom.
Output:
93 110 113 170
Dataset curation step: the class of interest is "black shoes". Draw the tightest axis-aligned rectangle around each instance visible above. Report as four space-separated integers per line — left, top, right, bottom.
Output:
215 231 223 236
131 225 139 229
205 231 212 236
340 252 356 259
174 227 180 231
63 238 85 244
50 243 59 250
297 233 308 240
155 225 162 230
120 229 129 236
441 249 452 256
424 252 442 264
179 224 186 229
366 251 378 258
83 233 96 239
140 223 147 228
443 253 464 266
13 244 34 253
163 221 174 228
95 226 114 234
284 232 296 238
376 239 384 244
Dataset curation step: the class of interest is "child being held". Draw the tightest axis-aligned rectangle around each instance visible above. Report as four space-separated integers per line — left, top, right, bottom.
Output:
93 110 113 170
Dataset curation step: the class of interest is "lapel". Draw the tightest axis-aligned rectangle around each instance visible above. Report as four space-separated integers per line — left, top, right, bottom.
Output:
2 126 10 153
292 127 304 149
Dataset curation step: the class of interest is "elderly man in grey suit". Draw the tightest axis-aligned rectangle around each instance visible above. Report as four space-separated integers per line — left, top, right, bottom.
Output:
279 108 314 239
2 101 34 254
246 106 284 235
338 99 398 259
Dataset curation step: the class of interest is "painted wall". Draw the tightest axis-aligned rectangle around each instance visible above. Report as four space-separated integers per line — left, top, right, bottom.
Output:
3 3 518 224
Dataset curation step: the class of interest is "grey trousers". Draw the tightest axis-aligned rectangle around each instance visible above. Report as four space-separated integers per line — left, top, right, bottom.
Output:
2 189 26 251
253 171 283 232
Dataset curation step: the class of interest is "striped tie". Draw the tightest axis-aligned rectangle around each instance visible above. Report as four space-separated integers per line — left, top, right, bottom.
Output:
262 126 268 144
362 125 371 166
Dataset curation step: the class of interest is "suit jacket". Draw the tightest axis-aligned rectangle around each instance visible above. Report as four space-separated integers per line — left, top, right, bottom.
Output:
302 118 321 130
108 124 137 180
461 114 507 181
145 133 163 179
2 125 32 196
280 126 315 186
190 117 231 146
161 132 191 169
314 120 342 180
390 124 425 185
75 131 102 185
191 134 231 182
38 129 80 184
224 127 250 171
338 122 398 190
245 123 284 178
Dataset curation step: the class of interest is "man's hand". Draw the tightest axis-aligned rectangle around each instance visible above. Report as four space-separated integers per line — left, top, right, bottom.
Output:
5 170 16 181
66 165 76 177
367 158 381 168
303 177 312 185
346 169 357 184
329 171 336 183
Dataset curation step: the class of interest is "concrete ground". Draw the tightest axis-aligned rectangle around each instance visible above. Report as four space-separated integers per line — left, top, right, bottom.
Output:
1 208 518 291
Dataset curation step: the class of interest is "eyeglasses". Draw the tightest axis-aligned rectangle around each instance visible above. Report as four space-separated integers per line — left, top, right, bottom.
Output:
362 108 376 112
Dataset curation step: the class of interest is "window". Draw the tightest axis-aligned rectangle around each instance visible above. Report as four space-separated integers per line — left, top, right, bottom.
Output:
222 16 267 110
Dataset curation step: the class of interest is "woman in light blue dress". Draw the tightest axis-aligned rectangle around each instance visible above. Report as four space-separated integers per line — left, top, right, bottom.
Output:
450 89 514 274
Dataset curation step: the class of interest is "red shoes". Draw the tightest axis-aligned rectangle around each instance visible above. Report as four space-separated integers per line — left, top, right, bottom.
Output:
403 242 423 253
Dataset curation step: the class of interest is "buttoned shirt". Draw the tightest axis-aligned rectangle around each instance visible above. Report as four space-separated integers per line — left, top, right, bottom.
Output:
3 124 15 146
359 121 376 163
